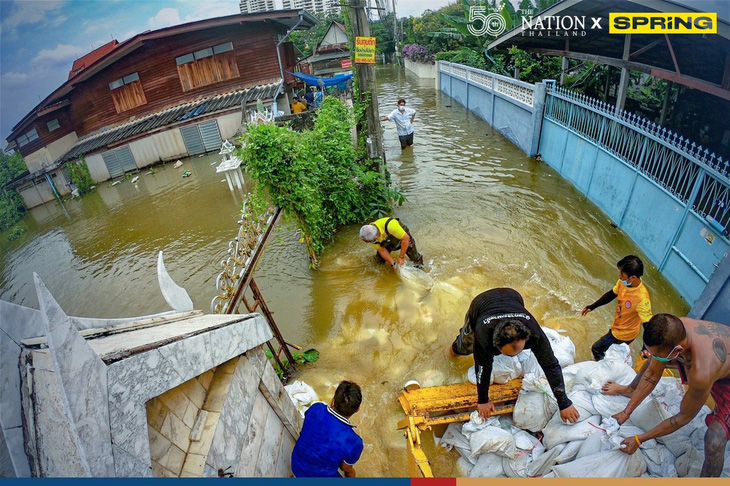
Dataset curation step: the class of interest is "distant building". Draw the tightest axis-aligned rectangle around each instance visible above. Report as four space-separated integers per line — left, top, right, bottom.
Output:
5 10 317 209
302 21 351 77
240 0 338 15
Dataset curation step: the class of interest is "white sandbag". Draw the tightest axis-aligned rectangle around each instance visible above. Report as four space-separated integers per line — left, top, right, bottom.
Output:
467 356 523 385
456 457 473 476
502 452 530 478
440 422 470 451
543 414 603 449
469 452 504 478
552 449 647 477
628 397 671 432
592 392 631 418
676 445 703 477
618 424 657 449
513 428 540 450
398 265 434 291
562 361 600 392
556 440 584 464
576 430 606 459
652 377 685 415
574 360 635 392
467 366 477 385
604 343 633 365
284 380 319 416
462 413 500 440
492 354 523 384
517 349 543 378
470 426 516 459
527 443 565 477
542 326 576 367
513 373 559 432
658 407 710 457
567 390 599 419
643 445 678 478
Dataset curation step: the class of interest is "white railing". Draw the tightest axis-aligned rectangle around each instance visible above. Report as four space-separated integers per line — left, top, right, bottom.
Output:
439 61 537 108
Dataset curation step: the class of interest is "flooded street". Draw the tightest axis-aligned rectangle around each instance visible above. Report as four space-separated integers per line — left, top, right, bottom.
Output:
0 65 689 477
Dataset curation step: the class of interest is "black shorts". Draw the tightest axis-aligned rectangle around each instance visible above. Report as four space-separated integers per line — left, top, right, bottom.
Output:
398 132 414 149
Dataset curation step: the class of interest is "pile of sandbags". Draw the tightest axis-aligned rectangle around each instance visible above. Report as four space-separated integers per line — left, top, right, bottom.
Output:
441 342 729 478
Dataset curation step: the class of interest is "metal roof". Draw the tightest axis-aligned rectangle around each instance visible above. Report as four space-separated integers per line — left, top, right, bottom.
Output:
487 0 730 101
58 81 281 164
5 81 281 190
9 9 318 138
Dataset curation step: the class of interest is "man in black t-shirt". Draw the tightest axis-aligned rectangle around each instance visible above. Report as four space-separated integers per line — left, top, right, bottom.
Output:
451 287 580 422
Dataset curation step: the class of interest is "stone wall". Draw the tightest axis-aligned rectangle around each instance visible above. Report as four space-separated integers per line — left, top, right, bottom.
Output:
404 58 437 79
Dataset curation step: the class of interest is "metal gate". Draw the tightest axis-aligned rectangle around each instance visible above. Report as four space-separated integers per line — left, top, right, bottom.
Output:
180 120 222 156
102 145 137 179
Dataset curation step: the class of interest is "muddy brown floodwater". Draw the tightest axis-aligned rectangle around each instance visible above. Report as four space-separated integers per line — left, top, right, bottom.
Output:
0 65 689 477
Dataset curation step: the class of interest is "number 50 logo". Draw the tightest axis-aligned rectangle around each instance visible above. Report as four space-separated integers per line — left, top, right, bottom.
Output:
468 6 507 37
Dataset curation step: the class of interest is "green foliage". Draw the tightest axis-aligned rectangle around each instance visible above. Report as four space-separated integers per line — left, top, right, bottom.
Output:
66 157 95 196
290 11 347 58
240 97 402 266
265 348 320 380
6 226 25 242
436 48 488 70
0 151 28 231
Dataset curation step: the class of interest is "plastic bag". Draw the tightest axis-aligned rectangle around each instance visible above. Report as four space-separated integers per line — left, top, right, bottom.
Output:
284 380 318 416
469 426 516 459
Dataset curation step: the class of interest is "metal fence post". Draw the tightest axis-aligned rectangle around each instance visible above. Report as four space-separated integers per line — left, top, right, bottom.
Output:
659 169 706 271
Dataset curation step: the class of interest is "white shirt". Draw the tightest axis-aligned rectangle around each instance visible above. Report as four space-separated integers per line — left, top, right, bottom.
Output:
387 107 416 136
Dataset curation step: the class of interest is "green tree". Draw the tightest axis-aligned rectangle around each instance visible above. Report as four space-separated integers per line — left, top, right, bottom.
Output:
290 11 347 58
0 151 28 231
66 157 95 196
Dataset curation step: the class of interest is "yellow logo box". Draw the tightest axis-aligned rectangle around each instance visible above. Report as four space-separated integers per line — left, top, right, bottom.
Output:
609 12 717 33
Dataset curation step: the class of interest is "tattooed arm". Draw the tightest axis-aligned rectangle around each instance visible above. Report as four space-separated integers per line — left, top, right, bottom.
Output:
612 355 665 424
620 384 710 454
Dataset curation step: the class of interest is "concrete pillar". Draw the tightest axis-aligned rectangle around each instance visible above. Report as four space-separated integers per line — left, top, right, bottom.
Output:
689 251 730 326
615 34 631 114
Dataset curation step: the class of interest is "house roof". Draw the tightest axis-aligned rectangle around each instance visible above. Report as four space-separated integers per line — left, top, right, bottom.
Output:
6 81 281 188
315 21 348 53
487 0 730 101
68 40 119 80
9 9 318 140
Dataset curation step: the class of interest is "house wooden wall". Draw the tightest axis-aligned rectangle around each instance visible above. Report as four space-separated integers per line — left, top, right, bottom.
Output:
67 24 285 137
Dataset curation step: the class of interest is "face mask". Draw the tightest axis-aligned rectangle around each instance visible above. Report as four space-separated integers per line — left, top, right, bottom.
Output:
398 106 405 112
620 279 630 287
651 345 683 363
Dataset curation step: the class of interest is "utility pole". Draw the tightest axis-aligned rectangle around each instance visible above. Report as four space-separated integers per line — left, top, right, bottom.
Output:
392 0 399 66
348 0 385 166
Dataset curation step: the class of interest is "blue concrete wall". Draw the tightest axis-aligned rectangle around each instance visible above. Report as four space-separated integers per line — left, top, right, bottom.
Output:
540 100 729 306
689 251 730 325
438 62 542 156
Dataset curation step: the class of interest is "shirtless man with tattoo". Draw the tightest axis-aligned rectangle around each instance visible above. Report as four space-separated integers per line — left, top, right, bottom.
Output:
601 313 730 477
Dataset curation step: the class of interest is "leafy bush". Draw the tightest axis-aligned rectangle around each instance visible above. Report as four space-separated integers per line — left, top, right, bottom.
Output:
6 226 25 242
436 48 488 70
240 97 404 267
67 157 95 196
402 43 435 64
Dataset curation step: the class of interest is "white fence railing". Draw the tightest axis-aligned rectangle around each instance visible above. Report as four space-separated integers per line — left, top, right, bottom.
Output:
439 61 536 108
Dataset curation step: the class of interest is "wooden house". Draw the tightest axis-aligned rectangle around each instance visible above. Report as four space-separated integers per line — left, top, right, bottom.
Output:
5 10 317 209
303 21 351 77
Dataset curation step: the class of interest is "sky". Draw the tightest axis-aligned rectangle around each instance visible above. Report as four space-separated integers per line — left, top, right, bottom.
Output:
1 0 727 150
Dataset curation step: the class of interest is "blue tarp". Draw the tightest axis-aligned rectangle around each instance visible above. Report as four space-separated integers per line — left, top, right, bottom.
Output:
287 71 353 87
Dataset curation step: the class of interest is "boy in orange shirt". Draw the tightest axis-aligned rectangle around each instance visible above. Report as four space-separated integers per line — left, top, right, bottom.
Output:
582 255 652 360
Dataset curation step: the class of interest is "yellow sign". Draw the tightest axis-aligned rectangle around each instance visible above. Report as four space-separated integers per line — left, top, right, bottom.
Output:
609 12 717 34
354 36 376 64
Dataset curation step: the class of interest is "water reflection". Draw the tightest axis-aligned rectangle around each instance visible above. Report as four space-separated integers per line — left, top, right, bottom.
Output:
0 66 689 477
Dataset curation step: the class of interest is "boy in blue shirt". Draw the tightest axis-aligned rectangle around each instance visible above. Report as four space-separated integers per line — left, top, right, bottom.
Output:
291 381 364 477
